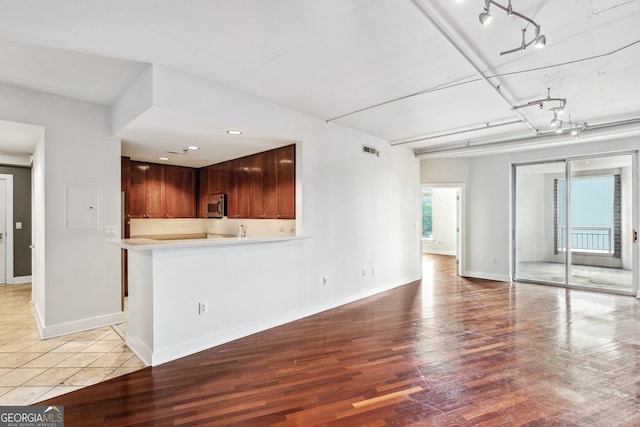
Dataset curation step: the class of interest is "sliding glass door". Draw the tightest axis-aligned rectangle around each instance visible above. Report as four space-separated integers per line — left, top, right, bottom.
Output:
567 155 635 292
514 161 567 285
513 152 638 295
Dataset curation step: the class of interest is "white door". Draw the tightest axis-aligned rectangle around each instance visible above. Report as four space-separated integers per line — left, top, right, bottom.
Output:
0 179 6 284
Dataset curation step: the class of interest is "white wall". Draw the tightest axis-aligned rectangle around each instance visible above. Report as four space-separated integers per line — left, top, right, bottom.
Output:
146 65 422 291
117 66 421 364
421 137 639 283
32 130 45 317
0 83 123 337
422 187 457 255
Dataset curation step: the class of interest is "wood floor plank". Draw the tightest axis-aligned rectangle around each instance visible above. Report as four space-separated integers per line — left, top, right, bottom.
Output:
39 255 640 426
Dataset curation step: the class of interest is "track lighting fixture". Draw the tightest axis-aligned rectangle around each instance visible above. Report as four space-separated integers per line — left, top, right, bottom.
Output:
513 88 568 131
554 121 563 133
568 115 586 138
479 0 547 55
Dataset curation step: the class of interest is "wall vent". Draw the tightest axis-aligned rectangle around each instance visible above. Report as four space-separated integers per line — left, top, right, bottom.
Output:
362 145 380 157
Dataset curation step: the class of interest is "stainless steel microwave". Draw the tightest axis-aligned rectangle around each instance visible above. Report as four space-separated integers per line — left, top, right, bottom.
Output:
206 194 226 218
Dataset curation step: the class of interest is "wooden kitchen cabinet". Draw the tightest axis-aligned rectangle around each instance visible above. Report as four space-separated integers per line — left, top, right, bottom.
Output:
128 161 196 218
234 157 251 218
146 163 166 218
276 144 296 219
197 167 208 218
216 144 296 219
263 149 278 218
249 153 265 218
129 161 163 218
131 143 296 221
208 162 229 195
229 157 250 218
165 165 196 218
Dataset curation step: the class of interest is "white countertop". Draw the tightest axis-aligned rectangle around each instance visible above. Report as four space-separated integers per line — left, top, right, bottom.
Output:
116 234 311 250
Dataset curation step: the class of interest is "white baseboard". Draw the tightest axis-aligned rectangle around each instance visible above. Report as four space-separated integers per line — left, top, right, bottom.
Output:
13 275 32 284
126 332 152 366
150 275 421 366
463 271 511 282
39 311 125 339
33 302 45 336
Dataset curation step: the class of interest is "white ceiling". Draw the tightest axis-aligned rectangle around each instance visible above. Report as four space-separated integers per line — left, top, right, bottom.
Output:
0 0 639 164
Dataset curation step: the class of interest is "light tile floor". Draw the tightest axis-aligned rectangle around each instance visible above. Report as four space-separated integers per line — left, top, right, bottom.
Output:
0 283 144 405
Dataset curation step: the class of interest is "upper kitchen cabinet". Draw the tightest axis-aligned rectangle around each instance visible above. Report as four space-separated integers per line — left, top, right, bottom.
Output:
208 162 230 195
263 149 278 219
230 157 251 219
276 144 296 219
128 161 196 218
165 165 196 218
129 161 165 219
249 153 265 218
226 144 296 219
197 167 208 218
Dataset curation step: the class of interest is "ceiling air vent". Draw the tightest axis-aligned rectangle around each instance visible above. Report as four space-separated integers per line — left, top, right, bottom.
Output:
362 145 380 157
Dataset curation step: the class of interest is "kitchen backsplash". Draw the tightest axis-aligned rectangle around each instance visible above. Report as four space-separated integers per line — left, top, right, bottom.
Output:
130 218 296 238
207 218 296 237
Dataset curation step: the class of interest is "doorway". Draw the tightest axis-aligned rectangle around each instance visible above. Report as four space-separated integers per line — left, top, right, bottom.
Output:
421 184 464 276
0 174 14 285
512 152 638 295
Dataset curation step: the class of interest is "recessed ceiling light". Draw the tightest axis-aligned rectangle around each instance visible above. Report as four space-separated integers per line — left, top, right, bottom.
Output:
159 157 169 161
187 145 200 150
226 130 243 135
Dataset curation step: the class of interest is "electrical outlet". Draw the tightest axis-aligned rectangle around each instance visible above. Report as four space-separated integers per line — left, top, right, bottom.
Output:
198 301 208 315
103 226 117 236
490 257 497 264
322 276 328 286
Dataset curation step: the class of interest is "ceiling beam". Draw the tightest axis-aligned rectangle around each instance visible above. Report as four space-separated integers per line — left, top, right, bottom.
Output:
407 0 538 136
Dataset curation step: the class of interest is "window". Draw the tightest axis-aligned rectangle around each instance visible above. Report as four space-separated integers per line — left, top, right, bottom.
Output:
422 190 433 239
554 175 619 256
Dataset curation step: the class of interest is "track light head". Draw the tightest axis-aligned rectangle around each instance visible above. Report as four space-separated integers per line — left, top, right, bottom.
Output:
479 11 493 26
481 1 547 54
570 127 579 137
550 112 561 128
554 122 564 133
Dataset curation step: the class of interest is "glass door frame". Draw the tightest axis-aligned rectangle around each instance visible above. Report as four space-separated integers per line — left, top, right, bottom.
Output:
511 150 638 296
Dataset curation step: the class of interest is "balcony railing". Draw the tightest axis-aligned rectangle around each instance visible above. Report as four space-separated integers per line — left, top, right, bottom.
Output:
558 226 612 254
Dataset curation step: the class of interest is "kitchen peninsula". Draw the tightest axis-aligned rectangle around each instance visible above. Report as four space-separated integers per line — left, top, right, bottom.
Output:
118 232 310 366
119 143 305 366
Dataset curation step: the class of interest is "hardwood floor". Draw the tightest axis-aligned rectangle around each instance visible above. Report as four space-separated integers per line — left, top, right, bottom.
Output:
40 255 640 426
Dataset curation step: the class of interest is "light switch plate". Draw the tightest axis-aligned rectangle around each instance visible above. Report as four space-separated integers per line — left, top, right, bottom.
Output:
15 222 22 230
104 226 117 236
